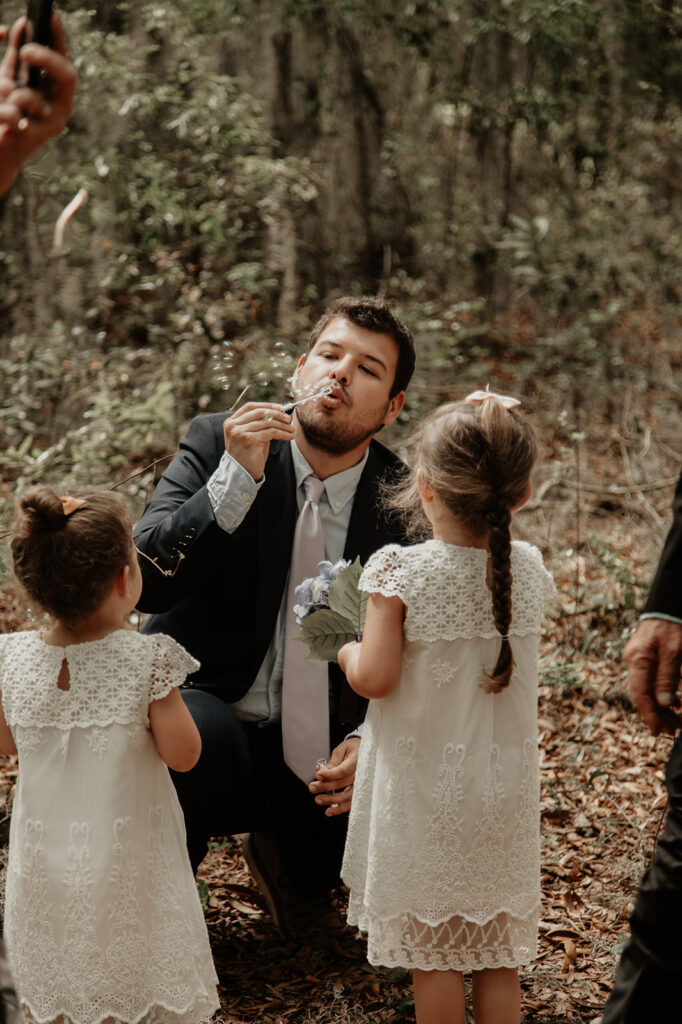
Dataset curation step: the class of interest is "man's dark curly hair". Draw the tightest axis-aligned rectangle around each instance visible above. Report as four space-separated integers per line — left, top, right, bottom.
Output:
307 296 416 399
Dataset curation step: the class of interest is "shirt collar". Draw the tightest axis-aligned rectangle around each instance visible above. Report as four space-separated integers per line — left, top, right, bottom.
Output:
290 439 369 515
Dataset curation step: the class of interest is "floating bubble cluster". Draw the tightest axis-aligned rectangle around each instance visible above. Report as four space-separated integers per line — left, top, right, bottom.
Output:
211 338 332 411
253 340 293 394
211 340 235 392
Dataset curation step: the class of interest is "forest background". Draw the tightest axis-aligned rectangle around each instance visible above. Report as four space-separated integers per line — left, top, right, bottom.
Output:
0 1 681 1021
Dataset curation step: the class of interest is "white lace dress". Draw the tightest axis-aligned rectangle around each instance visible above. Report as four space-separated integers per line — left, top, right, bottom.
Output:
0 629 220 1024
342 539 555 972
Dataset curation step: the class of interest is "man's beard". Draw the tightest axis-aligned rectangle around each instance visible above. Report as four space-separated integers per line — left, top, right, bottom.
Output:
297 402 389 455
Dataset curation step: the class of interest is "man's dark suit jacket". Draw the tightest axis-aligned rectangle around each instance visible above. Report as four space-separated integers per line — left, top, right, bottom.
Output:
134 413 408 741
644 470 682 619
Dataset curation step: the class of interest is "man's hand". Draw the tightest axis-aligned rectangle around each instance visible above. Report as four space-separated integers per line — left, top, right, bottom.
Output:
308 736 360 817
223 402 296 482
625 618 682 736
0 14 76 196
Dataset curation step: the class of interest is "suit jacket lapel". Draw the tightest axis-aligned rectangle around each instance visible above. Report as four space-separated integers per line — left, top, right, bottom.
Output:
344 443 402 562
254 442 297 650
344 446 378 562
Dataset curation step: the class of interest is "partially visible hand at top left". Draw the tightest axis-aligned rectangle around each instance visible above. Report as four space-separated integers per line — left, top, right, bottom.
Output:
0 14 76 196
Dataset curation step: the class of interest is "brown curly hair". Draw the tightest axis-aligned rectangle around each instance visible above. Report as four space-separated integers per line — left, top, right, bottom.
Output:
387 398 537 692
11 486 134 626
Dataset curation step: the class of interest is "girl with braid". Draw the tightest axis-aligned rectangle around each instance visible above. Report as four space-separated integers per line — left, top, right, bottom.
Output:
338 393 555 1024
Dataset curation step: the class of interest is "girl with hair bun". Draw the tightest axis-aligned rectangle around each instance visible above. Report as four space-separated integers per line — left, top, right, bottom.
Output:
339 394 555 1024
0 486 219 1024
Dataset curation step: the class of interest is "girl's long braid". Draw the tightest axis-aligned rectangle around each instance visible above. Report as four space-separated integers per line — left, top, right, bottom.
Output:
383 397 537 695
484 497 514 693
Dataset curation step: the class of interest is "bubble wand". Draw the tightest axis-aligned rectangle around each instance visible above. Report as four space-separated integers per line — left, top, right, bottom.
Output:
280 384 333 414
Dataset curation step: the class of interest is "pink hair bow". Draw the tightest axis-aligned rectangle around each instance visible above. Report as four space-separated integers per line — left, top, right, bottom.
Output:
464 387 521 410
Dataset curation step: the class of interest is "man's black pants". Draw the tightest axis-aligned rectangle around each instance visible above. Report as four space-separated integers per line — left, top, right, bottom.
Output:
603 731 682 1023
170 688 348 898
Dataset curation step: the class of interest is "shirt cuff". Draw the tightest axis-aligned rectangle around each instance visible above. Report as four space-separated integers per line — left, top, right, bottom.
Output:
207 451 264 533
344 722 364 742
639 612 682 627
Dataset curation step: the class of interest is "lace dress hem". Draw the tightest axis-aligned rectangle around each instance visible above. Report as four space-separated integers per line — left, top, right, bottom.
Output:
346 898 541 929
359 950 537 972
20 992 220 1024
348 897 539 972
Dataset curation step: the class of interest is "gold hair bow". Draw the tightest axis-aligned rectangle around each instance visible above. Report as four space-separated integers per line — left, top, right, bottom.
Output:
464 387 521 410
60 496 87 517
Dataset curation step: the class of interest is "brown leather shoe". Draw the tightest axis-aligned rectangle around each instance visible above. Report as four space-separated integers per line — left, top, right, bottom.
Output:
240 831 353 943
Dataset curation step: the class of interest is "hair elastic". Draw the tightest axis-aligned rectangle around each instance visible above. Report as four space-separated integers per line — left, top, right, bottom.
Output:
60 496 87 517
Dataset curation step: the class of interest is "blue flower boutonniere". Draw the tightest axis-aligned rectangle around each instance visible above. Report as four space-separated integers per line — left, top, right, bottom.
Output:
294 557 367 662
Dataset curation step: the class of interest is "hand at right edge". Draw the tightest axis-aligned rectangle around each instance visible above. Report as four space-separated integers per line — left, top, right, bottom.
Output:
223 402 295 482
625 618 682 736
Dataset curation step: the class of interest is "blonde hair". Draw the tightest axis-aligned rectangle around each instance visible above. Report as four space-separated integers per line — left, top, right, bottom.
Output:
389 399 537 692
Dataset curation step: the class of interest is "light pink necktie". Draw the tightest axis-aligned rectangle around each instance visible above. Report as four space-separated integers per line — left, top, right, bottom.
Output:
282 474 330 782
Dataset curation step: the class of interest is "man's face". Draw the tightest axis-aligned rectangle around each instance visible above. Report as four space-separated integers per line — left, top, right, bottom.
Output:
293 317 405 456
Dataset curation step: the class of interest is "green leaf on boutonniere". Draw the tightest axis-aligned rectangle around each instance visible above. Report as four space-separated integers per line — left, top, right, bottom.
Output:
296 607 356 662
327 556 367 636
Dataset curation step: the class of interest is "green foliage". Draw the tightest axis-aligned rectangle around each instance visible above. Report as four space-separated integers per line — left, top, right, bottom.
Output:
1 2 318 350
296 608 358 662
328 557 368 633
589 534 649 614
207 837 234 851
540 661 584 693
0 0 680 533
0 326 177 484
196 878 209 908
586 765 609 790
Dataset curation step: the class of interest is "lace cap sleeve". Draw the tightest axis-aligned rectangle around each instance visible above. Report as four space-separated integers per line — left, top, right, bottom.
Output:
543 564 556 602
149 634 200 703
525 542 556 603
358 545 408 602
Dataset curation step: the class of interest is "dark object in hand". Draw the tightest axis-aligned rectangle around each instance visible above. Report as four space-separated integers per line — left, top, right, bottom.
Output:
21 0 54 90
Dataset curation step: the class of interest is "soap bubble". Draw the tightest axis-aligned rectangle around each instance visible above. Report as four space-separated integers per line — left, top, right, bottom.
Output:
212 339 235 392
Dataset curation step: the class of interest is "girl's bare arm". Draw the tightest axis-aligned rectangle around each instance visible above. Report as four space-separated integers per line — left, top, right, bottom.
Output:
338 592 404 699
0 696 17 756
149 687 201 771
